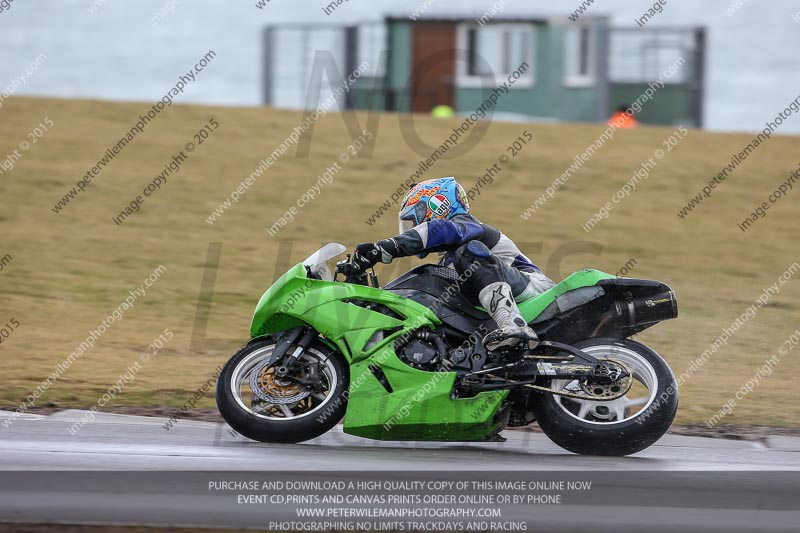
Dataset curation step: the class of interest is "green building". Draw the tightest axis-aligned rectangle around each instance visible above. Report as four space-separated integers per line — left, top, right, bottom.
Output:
265 15 705 127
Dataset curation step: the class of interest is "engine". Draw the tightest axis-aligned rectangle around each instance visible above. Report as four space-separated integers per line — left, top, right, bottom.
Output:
396 329 474 371
400 338 439 370
395 330 449 371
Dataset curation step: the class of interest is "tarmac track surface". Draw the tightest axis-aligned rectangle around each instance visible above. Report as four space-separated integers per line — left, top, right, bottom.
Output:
1 410 799 532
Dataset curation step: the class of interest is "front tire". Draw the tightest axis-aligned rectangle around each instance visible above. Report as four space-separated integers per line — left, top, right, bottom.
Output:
533 337 678 456
216 337 349 443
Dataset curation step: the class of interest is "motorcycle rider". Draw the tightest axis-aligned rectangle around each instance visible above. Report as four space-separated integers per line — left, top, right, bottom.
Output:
350 176 555 352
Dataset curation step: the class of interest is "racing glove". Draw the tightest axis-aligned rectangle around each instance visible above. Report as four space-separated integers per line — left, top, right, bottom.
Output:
352 242 393 274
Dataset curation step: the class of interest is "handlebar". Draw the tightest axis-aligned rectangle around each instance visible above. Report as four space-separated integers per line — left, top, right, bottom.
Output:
335 255 379 287
335 260 356 277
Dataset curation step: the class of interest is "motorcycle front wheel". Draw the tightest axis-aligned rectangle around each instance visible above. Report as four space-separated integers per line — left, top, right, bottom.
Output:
216 337 349 443
532 337 678 456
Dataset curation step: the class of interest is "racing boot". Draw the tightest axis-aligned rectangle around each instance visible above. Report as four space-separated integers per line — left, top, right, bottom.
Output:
479 281 539 352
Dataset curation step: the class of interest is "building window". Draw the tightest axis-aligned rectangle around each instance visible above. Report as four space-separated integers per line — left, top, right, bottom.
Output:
564 26 596 87
457 24 535 88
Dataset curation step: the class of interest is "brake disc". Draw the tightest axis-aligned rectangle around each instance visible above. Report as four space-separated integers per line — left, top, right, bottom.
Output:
249 358 310 405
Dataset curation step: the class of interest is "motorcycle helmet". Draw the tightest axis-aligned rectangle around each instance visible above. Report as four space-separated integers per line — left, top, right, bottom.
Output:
398 177 470 234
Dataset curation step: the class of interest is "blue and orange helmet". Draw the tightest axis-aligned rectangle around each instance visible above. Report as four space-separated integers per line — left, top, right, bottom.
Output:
398 177 470 234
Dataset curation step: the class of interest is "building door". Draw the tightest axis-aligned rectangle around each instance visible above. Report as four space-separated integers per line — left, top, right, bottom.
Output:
411 23 456 113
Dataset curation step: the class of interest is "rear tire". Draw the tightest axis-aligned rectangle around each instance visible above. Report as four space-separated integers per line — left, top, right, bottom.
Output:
532 337 677 456
216 337 349 443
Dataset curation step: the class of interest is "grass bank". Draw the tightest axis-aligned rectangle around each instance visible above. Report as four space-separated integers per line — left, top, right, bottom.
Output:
0 96 798 427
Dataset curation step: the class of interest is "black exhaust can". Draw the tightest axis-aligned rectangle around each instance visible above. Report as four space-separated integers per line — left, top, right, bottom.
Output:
616 290 678 328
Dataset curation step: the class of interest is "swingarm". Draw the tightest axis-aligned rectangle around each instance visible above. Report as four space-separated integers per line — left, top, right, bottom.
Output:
456 343 633 401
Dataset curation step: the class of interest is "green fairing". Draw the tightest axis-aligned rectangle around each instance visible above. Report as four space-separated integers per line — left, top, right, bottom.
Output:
249 263 614 441
250 263 441 362
344 349 509 441
518 268 616 321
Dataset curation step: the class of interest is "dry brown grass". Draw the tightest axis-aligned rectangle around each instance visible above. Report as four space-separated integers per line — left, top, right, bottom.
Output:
0 96 798 426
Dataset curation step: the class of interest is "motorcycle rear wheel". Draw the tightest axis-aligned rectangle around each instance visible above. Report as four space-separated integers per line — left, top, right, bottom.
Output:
532 337 678 456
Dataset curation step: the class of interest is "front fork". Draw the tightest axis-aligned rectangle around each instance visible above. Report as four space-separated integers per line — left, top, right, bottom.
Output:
267 327 316 364
262 326 322 389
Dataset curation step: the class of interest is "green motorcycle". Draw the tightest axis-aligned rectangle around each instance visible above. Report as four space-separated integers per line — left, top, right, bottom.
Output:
216 243 679 456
